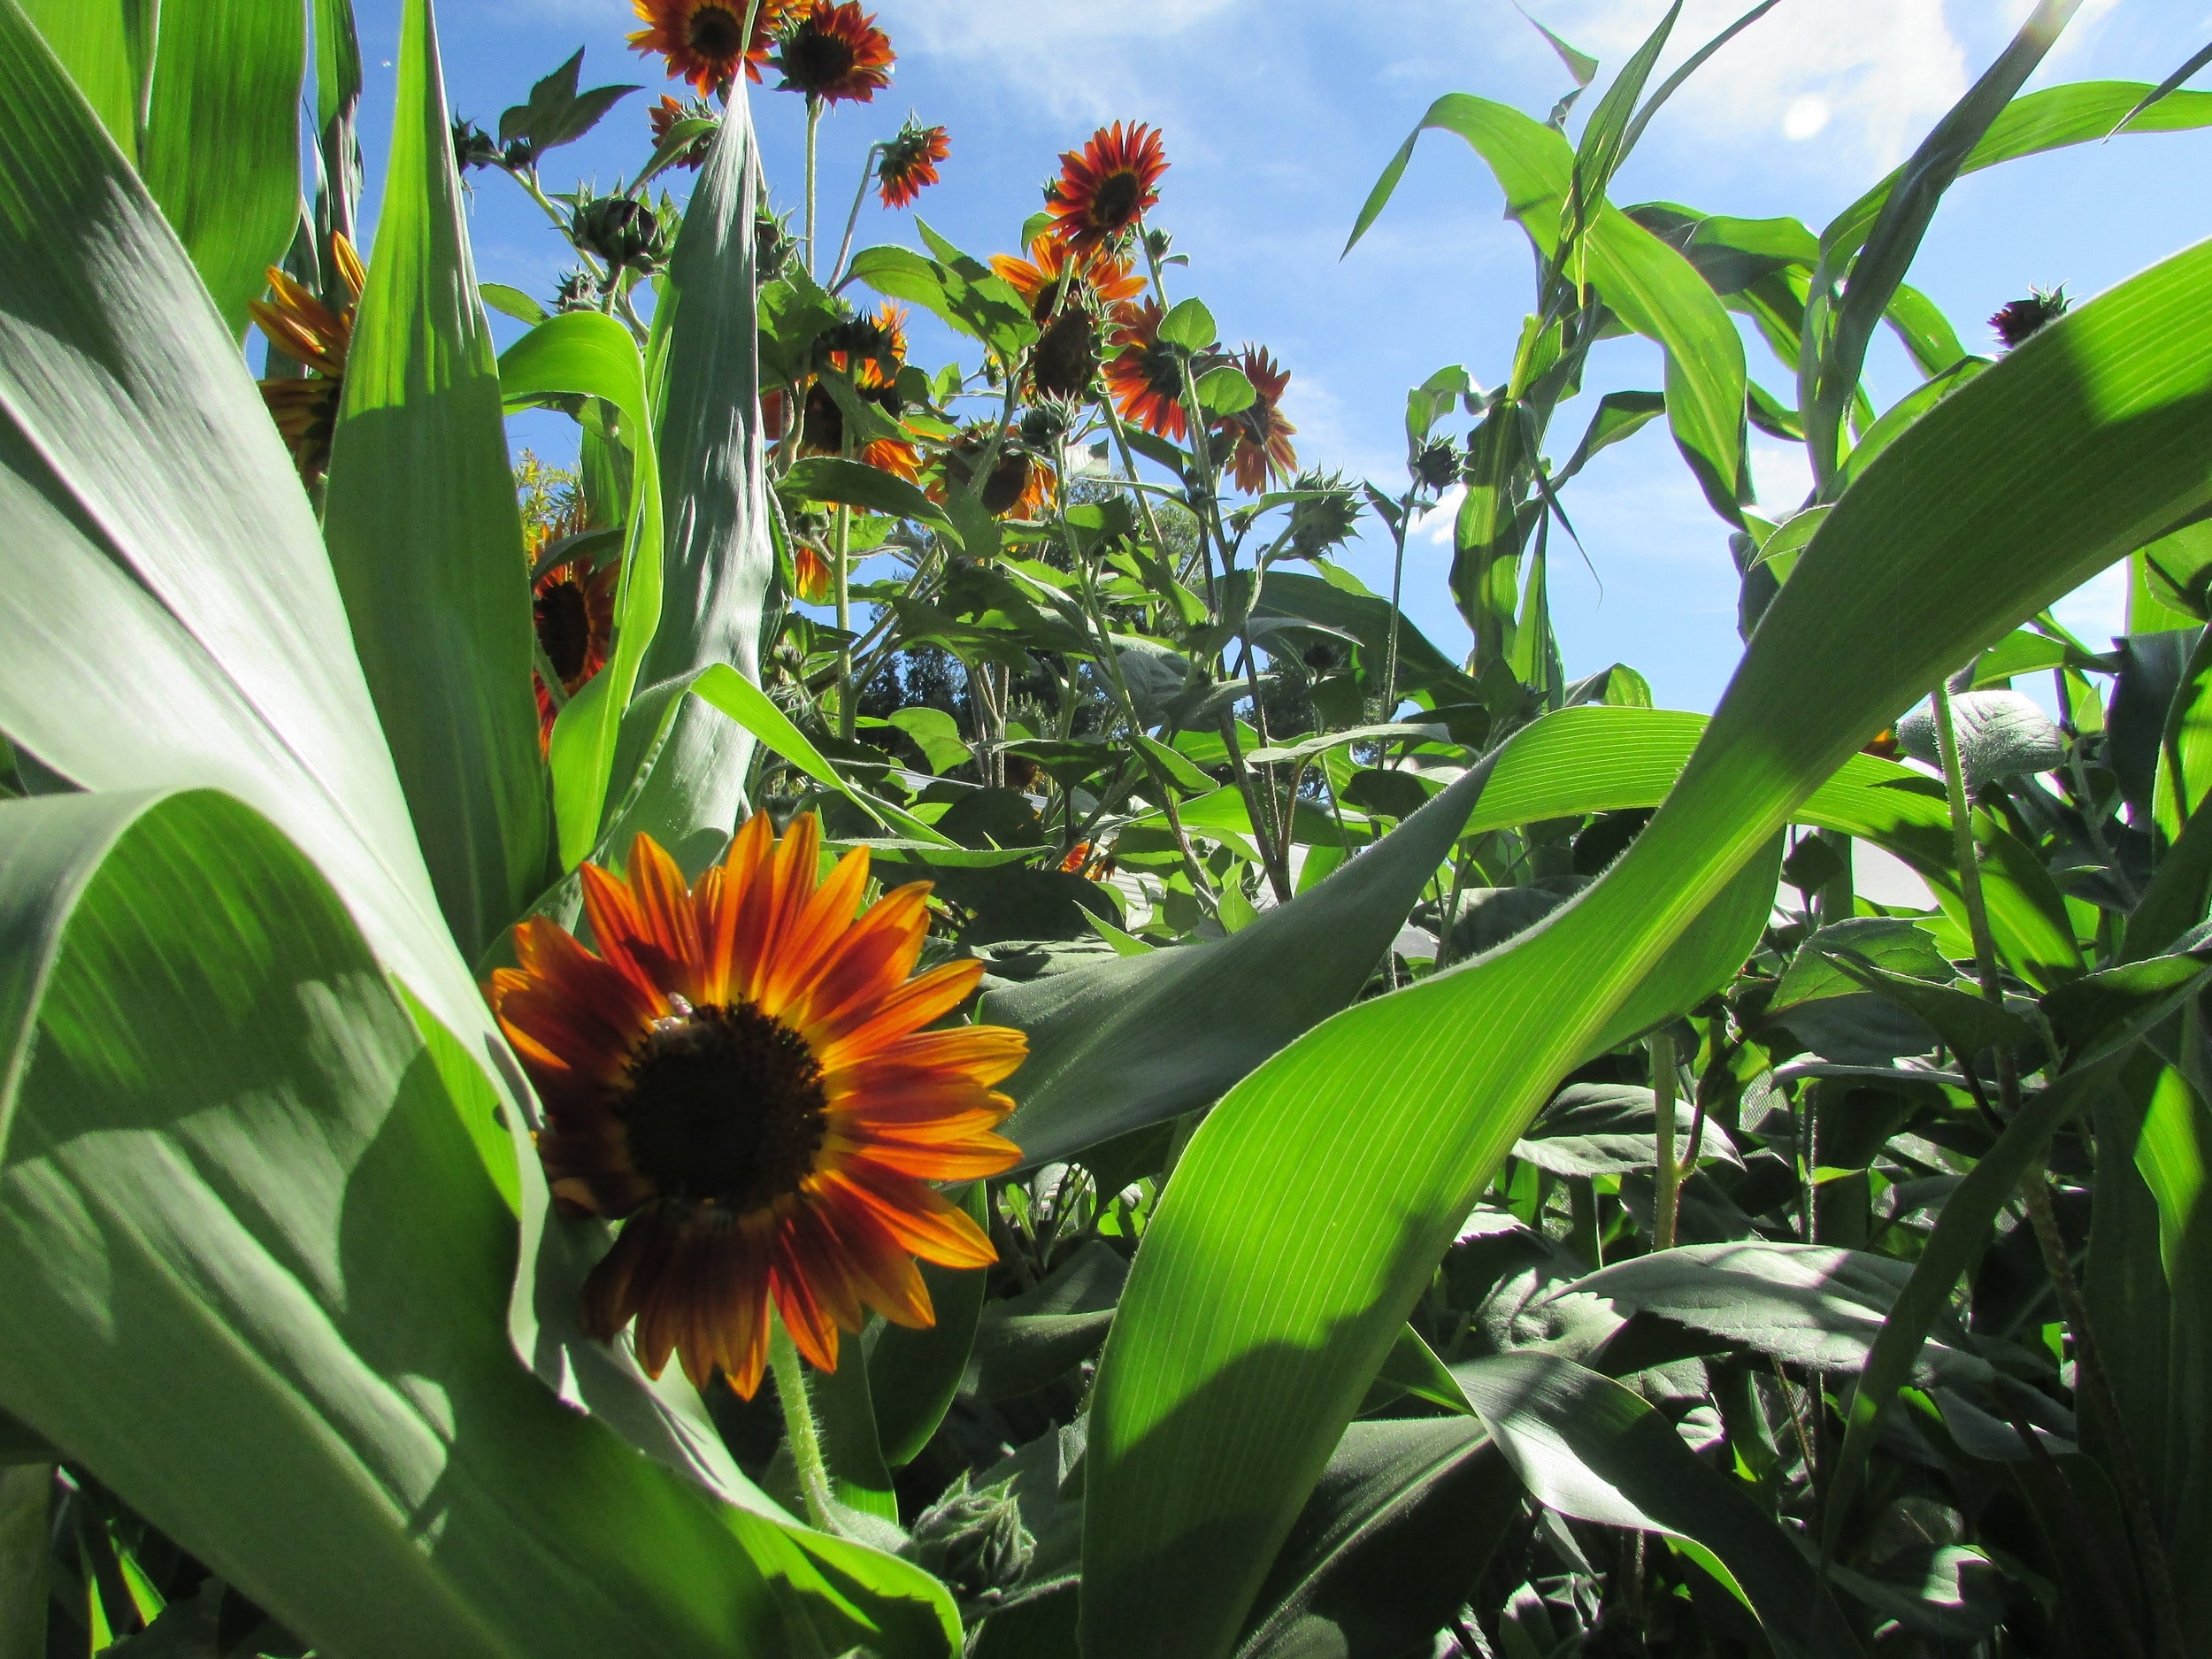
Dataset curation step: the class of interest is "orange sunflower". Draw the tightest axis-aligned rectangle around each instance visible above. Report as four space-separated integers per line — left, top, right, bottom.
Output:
772 1 894 105
1045 121 1168 255
878 119 949 209
1217 345 1298 495
1104 297 1192 442
801 303 921 480
629 0 793 92
489 816 1025 1394
250 233 366 486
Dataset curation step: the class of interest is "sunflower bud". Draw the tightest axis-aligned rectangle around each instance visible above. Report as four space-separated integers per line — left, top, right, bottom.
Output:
571 195 668 275
1286 470 1363 560
450 118 502 173
907 1474 1034 1611
555 269 602 313
1411 436 1461 495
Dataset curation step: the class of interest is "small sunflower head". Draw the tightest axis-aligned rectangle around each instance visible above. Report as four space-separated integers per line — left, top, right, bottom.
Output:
908 1473 1035 1616
773 1 895 105
878 118 949 209
756 209 799 280
628 0 793 93
1991 284 2070 349
1286 470 1363 560
555 268 603 313
1411 436 1461 495
451 117 503 172
571 194 669 274
649 93 718 169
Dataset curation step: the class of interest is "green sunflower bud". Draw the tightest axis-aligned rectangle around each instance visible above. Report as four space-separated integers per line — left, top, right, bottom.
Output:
906 1473 1034 1613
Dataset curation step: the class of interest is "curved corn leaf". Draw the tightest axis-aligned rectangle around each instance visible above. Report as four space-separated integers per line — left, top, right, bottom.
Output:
16 0 143 152
323 0 549 961
0 787 957 1657
1079 237 2212 1658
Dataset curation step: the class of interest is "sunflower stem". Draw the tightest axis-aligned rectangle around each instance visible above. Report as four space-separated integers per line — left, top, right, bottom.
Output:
828 142 884 290
833 501 853 739
804 96 822 279
769 1315 841 1535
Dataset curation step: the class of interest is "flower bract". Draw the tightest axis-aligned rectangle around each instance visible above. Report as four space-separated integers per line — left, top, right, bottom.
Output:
488 816 1025 1394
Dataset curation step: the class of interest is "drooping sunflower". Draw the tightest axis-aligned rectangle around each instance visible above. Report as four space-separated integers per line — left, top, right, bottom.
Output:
629 0 793 92
1044 121 1167 255
878 119 949 209
991 236 1145 402
250 234 366 486
1990 284 2070 349
800 303 921 480
1103 298 1191 442
772 1 895 105
930 426 1052 519
488 817 1025 1394
1217 345 1299 495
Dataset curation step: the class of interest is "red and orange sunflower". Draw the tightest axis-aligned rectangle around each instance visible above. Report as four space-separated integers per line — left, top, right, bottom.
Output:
1044 121 1167 255
1217 344 1298 495
250 233 366 486
772 1 894 105
630 0 794 93
489 815 1025 1394
877 119 949 209
1103 297 1192 442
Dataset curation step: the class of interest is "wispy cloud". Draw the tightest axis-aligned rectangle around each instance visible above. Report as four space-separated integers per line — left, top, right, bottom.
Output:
895 0 1242 122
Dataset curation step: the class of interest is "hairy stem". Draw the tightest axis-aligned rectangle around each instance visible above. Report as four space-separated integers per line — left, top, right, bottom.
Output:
768 1316 839 1534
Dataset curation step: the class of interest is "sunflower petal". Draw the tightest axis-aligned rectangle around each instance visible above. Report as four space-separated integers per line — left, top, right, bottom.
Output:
810 956 987 1068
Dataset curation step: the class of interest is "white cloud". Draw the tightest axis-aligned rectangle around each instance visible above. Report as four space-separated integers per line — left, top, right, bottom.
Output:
1544 0 1970 171
1748 442 1812 513
895 0 1240 120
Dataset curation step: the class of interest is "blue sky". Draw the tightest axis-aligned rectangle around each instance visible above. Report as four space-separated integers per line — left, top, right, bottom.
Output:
352 0 2212 712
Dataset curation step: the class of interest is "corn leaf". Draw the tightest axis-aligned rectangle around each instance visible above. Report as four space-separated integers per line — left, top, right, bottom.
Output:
139 0 303 338
1079 235 2212 1659
323 0 550 960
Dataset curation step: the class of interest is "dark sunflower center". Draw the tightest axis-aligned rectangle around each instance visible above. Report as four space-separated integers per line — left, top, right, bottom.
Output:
1089 169 1142 229
687 3 746 59
618 1001 828 1214
534 576 592 685
786 28 857 88
1140 342 1181 399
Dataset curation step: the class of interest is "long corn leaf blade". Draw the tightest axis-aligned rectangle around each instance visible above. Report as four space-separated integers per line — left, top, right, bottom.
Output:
323 0 550 960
